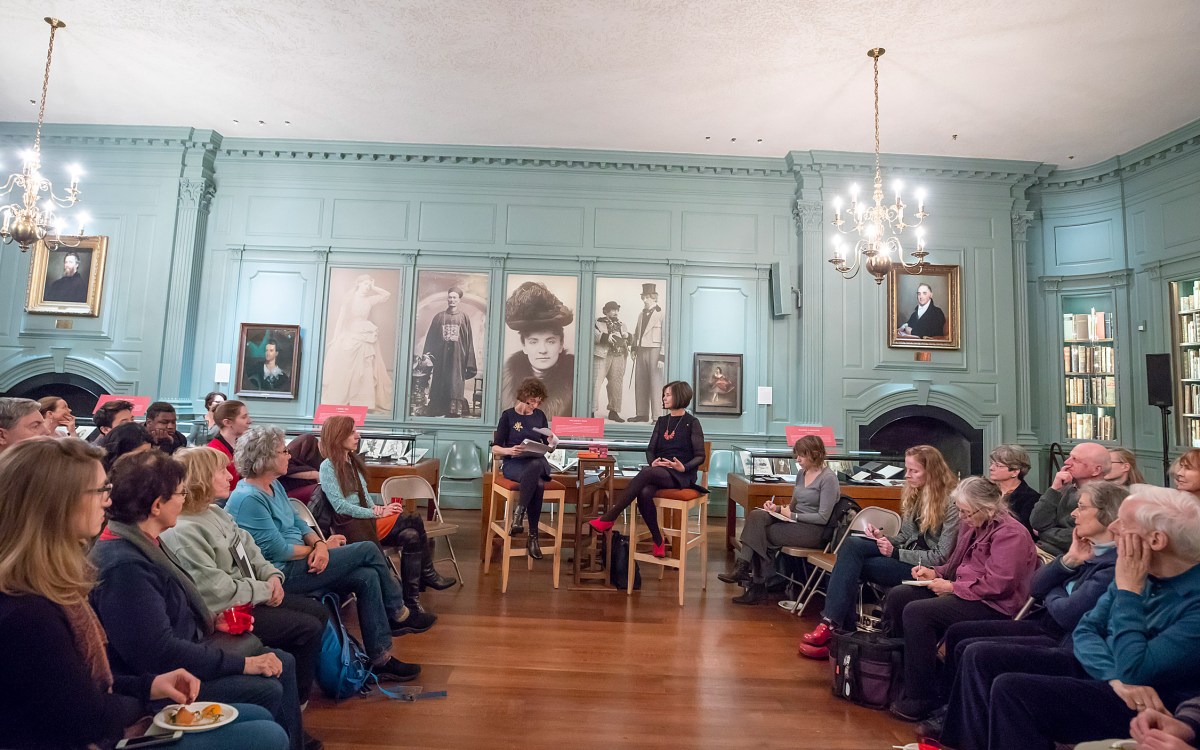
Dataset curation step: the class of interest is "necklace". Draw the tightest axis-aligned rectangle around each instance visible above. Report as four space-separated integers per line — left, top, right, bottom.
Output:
663 414 684 440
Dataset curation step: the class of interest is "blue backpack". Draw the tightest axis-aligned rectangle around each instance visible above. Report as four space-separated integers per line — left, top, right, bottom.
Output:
315 592 371 700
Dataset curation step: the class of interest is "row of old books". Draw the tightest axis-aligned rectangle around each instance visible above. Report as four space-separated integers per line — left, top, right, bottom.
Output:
1179 280 1200 314
1181 349 1200 380
1067 411 1116 441
1062 310 1112 341
1065 376 1117 406
1182 384 1200 415
1179 311 1200 344
1187 418 1200 448
1063 345 1115 374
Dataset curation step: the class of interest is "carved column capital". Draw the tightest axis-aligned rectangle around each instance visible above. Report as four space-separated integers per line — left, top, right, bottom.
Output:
178 178 215 211
1011 211 1036 243
489 255 507 268
792 200 823 232
669 262 686 277
579 258 596 272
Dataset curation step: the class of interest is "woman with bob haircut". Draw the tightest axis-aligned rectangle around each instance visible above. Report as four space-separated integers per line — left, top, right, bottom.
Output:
162 446 329 706
883 475 1039 722
800 444 960 659
319 415 455 611
1174 448 1200 497
92 449 308 748
491 377 558 559
226 425 429 682
719 434 840 605
987 443 1041 533
0 437 288 749
588 381 707 558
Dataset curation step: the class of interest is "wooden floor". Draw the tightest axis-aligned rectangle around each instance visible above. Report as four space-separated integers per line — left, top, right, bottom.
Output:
305 509 915 749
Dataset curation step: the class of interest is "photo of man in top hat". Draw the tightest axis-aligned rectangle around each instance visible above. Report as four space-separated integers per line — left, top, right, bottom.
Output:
592 300 631 422
630 282 666 422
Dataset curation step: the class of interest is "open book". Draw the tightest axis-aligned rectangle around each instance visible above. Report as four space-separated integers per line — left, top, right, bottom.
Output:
767 510 796 523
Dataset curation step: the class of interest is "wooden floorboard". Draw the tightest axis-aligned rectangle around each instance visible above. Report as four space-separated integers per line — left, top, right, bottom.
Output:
304 510 915 749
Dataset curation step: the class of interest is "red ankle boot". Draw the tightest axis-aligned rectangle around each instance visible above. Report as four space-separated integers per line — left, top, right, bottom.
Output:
802 622 832 647
798 642 830 660
652 541 669 558
588 518 615 533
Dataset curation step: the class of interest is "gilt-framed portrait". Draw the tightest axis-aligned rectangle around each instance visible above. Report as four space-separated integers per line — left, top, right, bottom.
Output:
694 353 742 416
25 236 108 316
887 264 961 350
236 323 301 399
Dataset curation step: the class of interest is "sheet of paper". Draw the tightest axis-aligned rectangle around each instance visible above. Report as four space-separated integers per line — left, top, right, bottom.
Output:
767 510 796 523
851 470 872 482
757 386 773 405
876 464 904 478
214 362 231 383
519 439 552 455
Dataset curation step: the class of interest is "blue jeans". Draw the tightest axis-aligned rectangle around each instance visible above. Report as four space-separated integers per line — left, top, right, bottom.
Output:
279 541 404 660
820 535 912 629
172 703 288 749
196 649 303 750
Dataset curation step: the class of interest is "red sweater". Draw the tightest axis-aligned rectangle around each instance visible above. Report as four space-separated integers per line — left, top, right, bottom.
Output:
934 512 1040 617
207 435 242 489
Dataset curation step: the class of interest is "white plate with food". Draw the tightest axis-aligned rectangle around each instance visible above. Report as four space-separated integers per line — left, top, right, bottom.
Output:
153 702 238 732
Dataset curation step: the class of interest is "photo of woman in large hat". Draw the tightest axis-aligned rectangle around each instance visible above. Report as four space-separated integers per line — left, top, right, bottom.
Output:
500 280 576 418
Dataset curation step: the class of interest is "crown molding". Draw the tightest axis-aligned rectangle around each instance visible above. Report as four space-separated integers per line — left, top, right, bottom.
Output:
0 123 221 153
1037 117 1200 192
798 150 1048 187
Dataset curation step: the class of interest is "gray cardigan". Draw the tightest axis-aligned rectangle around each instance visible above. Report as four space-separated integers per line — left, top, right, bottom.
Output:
890 497 960 566
160 505 284 613
787 467 840 525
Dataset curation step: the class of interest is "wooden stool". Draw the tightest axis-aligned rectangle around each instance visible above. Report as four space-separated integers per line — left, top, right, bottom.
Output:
483 460 567 593
626 442 711 606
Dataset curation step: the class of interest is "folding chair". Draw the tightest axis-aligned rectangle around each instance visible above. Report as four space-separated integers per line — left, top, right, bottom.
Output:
380 475 462 585
775 495 859 606
788 505 903 618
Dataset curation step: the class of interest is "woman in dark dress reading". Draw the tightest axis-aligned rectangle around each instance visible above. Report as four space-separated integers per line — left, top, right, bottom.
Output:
588 381 706 558
491 377 558 560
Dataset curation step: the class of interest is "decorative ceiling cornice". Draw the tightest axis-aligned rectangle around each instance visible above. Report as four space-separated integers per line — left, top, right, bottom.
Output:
1036 118 1200 192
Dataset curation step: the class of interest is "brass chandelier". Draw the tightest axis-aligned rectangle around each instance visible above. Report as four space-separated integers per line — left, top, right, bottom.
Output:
1 17 86 252
828 47 929 285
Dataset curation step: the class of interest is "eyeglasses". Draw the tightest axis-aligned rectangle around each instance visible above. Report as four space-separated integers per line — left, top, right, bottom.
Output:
87 484 113 496
172 488 189 498
276 448 291 456
1110 460 1128 465
1075 501 1096 511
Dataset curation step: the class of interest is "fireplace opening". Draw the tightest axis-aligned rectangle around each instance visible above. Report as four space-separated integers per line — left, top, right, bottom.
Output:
3 372 110 419
859 405 984 478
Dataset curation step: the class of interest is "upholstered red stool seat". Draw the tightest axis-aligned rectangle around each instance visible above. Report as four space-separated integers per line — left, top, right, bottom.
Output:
495 477 566 492
655 488 702 501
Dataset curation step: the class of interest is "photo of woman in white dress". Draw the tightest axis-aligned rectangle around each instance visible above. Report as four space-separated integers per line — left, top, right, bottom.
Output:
321 269 400 416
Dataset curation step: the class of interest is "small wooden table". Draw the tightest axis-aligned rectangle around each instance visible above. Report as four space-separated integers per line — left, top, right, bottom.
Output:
569 456 617 590
725 473 902 551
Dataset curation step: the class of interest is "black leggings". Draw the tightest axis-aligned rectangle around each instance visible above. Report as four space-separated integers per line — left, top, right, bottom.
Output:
502 457 546 533
600 466 682 545
380 512 429 554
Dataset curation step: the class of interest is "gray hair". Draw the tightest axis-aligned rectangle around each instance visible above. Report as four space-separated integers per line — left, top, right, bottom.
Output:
234 425 286 479
0 398 40 431
953 475 1006 518
1079 480 1129 527
989 444 1031 479
1126 484 1200 562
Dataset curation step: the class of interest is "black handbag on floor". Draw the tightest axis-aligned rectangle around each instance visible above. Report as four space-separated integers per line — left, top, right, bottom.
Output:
608 531 641 590
829 629 904 710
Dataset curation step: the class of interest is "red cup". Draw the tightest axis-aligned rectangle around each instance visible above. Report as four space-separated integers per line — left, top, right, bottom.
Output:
220 603 254 635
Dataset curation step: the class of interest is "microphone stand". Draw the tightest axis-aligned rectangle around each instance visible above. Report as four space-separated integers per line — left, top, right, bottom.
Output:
1158 404 1172 487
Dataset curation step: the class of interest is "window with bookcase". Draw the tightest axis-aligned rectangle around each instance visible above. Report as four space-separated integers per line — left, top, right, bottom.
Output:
1062 297 1117 442
1170 278 1200 447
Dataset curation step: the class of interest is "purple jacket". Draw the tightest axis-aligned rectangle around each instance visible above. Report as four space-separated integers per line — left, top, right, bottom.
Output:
934 512 1040 617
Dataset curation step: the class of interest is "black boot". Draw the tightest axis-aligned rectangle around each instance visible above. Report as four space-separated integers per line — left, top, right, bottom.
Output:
731 583 766 605
717 559 752 585
398 553 438 627
420 544 456 590
527 533 543 560
510 505 527 536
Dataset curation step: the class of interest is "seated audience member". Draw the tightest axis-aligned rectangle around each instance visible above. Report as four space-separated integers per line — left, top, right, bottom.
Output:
1108 446 1147 487
38 395 75 437
198 390 228 444
100 421 154 473
0 438 289 750
941 485 1200 750
208 399 252 489
886 476 1040 721
1031 441 1110 557
718 435 839 605
279 431 322 505
319 416 455 611
799 445 960 659
162 446 329 706
226 425 429 681
923 480 1129 739
0 397 45 452
89 450 311 750
1174 449 1200 498
987 443 1040 533
146 401 188 455
90 398 134 442
494 377 559 559
1075 694 1200 750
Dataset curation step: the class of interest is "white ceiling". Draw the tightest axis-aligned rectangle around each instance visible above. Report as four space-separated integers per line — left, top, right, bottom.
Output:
2 1 1199 167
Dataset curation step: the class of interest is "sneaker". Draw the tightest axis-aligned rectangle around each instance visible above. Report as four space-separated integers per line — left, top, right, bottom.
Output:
801 622 833 647
373 656 421 682
390 609 437 635
797 642 829 660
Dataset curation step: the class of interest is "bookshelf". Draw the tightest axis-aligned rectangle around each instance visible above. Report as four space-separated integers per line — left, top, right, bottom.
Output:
1170 278 1200 447
1061 296 1117 442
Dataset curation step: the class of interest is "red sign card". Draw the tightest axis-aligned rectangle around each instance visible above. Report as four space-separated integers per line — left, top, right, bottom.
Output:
314 404 368 426
94 395 151 417
551 416 605 439
785 425 836 447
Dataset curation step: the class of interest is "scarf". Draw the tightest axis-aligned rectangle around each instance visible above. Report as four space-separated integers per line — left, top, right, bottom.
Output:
104 521 214 638
62 600 113 694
